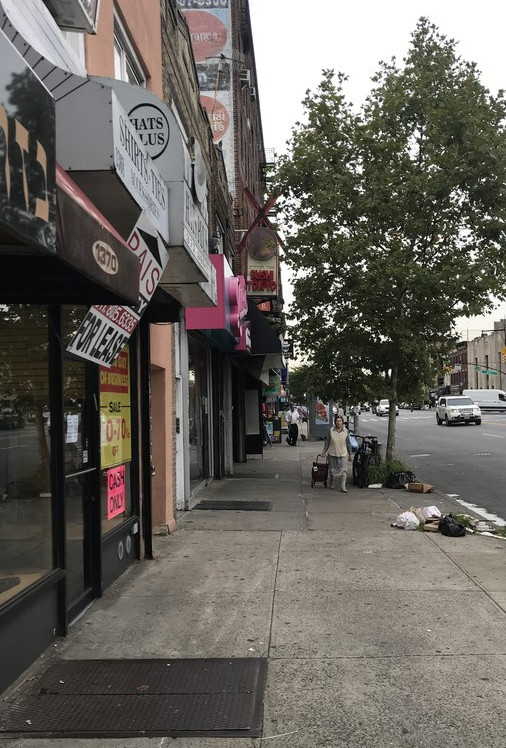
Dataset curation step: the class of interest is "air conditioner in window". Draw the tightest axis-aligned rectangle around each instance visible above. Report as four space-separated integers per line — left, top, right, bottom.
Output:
44 0 100 33
250 86 257 102
239 69 251 88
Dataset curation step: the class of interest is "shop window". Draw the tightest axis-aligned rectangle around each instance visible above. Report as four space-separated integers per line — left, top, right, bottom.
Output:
99 347 133 534
0 305 52 606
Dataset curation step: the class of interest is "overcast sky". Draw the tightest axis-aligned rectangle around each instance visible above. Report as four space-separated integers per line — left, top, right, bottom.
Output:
248 0 506 339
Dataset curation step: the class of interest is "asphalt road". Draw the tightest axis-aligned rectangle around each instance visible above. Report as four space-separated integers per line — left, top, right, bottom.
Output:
356 408 506 523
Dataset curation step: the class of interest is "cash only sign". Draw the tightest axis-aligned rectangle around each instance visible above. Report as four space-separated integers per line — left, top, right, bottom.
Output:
67 210 169 367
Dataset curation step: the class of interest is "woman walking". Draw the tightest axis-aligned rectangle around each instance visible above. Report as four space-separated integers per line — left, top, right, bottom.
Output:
323 414 352 492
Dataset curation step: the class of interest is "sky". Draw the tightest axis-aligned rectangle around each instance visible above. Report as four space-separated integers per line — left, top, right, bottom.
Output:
248 0 506 341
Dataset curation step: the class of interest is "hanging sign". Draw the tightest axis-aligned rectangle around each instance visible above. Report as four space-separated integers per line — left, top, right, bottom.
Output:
66 211 169 366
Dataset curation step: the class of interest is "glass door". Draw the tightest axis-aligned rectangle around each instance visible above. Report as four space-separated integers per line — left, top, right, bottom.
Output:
63 356 97 619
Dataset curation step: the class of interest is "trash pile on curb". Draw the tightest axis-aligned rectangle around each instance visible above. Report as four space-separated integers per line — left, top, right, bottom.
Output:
392 507 506 538
383 471 434 494
392 506 441 531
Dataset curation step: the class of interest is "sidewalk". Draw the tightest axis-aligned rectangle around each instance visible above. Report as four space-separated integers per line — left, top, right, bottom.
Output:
3 438 506 747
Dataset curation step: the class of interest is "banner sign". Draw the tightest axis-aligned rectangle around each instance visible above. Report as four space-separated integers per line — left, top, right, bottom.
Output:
245 227 279 298
100 348 132 469
67 211 169 366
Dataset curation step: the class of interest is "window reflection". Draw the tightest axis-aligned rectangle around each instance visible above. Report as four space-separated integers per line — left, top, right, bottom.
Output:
0 305 52 606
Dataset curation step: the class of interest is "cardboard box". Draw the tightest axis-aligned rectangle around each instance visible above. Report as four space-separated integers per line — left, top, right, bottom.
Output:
422 521 440 532
406 482 434 494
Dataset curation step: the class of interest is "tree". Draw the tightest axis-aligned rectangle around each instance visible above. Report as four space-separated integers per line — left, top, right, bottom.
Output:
275 18 506 460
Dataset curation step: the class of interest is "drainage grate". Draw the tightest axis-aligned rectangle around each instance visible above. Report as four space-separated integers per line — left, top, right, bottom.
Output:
194 500 272 511
0 658 267 738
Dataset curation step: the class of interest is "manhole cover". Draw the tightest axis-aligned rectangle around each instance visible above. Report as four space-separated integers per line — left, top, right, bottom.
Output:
0 658 267 738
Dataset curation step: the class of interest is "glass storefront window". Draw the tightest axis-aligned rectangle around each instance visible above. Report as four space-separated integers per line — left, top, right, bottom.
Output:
0 305 52 606
99 347 133 534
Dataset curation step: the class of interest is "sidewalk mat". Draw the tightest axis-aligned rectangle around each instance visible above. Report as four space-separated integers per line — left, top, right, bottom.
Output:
0 658 267 738
194 500 272 511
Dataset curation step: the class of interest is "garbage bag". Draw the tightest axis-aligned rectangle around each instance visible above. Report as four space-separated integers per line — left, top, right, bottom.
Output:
439 514 466 537
395 511 420 530
385 470 417 489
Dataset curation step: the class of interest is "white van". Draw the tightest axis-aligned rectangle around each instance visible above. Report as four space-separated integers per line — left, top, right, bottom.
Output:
462 389 506 411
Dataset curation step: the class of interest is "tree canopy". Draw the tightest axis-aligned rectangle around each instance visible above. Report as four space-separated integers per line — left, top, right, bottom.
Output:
275 18 506 459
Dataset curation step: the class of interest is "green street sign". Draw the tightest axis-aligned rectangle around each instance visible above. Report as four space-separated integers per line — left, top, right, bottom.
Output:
481 369 498 375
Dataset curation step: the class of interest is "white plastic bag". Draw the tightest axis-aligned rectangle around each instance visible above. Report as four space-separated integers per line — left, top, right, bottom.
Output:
420 506 441 520
395 511 420 531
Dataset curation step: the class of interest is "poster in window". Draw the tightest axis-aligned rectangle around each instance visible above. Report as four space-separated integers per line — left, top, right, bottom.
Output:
100 347 132 469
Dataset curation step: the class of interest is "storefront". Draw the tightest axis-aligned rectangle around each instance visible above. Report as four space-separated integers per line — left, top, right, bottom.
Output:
0 30 142 694
186 254 251 483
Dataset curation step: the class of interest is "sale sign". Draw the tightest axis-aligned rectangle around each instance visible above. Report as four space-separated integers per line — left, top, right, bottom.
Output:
107 464 126 520
100 348 132 469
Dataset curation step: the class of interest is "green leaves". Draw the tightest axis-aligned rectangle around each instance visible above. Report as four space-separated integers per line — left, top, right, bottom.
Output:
276 18 506 458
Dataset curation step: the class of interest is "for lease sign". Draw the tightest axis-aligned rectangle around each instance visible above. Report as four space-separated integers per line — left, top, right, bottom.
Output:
67 211 169 367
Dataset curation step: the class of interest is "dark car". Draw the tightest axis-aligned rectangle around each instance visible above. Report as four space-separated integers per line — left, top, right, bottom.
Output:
0 408 25 429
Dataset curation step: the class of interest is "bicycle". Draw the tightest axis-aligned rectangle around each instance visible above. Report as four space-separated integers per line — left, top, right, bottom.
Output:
352 434 381 488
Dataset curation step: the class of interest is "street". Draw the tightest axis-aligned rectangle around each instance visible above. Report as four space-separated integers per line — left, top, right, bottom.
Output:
356 408 506 523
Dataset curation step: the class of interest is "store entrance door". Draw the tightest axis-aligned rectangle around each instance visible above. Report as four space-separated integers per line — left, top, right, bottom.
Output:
63 357 98 621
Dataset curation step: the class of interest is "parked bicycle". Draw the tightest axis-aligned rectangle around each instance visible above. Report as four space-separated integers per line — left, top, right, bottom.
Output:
352 434 381 488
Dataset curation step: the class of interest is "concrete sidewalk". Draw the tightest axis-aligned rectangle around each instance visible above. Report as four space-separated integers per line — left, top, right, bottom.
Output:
3 438 506 747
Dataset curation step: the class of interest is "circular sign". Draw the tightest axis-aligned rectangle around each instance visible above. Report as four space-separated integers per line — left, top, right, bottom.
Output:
93 241 118 274
128 103 170 160
200 95 230 143
246 227 278 260
185 10 228 63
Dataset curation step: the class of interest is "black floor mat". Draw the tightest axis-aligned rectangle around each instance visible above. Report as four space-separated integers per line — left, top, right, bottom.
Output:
0 658 267 738
194 500 272 511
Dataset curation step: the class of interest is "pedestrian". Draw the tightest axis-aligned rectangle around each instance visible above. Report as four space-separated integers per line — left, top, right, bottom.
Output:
285 403 300 446
323 414 352 491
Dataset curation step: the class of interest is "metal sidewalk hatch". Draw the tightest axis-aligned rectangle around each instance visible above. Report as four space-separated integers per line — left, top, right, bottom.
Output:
0 658 268 738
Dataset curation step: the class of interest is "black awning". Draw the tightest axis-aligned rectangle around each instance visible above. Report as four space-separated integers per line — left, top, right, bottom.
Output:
0 167 140 305
246 300 282 356
54 166 140 304
144 287 182 323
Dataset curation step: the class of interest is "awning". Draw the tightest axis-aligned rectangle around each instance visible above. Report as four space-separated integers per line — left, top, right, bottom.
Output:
242 300 284 383
246 300 283 360
0 166 140 304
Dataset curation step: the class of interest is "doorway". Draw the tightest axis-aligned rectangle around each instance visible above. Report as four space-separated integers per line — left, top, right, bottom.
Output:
62 356 98 621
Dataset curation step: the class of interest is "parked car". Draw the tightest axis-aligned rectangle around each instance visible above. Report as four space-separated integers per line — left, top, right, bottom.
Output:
0 407 25 429
436 396 481 426
376 399 399 416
